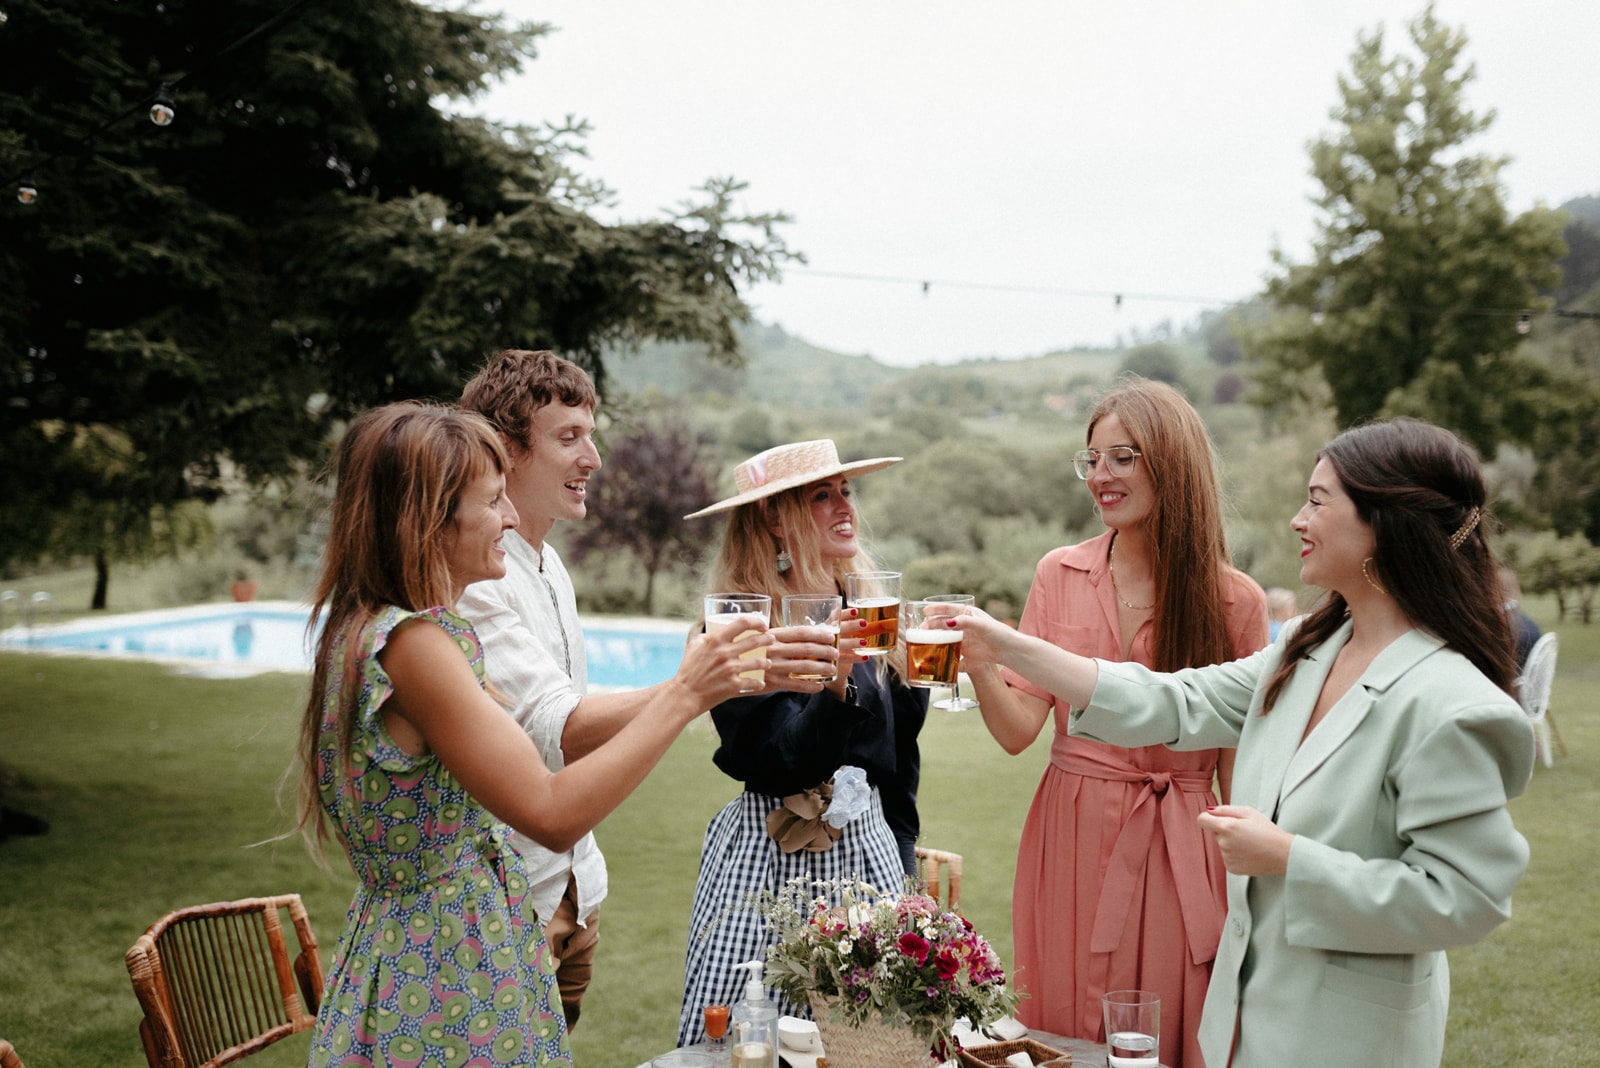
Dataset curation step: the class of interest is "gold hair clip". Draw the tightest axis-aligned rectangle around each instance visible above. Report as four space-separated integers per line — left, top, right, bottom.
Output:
1449 507 1481 550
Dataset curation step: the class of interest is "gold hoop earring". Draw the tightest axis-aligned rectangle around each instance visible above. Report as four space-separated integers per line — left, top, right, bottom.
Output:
1362 557 1388 596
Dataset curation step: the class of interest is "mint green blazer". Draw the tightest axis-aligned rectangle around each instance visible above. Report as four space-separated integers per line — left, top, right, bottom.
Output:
1072 621 1534 1068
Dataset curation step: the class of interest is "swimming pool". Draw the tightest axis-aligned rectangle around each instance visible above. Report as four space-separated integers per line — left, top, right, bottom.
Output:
0 601 691 689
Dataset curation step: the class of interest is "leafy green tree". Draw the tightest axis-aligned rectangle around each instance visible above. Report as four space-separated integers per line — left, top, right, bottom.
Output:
1118 342 1185 386
566 419 717 615
0 0 794 602
1243 4 1566 450
1505 530 1600 624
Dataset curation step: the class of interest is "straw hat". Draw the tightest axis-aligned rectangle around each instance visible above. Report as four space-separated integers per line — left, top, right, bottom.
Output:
684 439 901 519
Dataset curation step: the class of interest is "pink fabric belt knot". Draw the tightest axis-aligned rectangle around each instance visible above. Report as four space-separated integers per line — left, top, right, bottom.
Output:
1056 748 1223 967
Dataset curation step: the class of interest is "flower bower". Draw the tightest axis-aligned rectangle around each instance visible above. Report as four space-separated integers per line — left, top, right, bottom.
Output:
759 877 1018 1066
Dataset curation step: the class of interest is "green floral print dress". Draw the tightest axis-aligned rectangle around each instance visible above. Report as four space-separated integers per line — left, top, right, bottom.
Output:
309 605 571 1067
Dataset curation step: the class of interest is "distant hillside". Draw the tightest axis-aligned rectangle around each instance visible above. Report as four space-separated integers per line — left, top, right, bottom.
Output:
606 321 1138 418
604 322 904 410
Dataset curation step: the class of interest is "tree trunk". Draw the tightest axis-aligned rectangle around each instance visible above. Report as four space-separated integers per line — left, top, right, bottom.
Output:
92 550 110 610
643 565 658 617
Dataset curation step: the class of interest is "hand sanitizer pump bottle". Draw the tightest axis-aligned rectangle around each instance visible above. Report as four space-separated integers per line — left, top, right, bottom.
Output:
729 961 778 1068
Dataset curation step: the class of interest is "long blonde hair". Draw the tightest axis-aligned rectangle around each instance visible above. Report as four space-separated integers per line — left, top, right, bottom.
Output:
294 402 508 855
1088 377 1240 672
708 480 907 678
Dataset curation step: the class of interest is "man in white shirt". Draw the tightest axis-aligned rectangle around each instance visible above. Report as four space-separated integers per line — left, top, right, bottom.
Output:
457 348 669 1029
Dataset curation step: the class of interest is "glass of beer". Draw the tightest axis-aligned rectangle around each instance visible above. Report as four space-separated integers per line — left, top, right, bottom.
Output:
924 594 977 710
782 593 842 682
704 593 772 692
845 571 901 658
904 599 962 688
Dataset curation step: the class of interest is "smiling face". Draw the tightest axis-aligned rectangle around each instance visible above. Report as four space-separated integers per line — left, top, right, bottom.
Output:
768 476 859 561
505 401 601 546
1086 412 1153 532
1291 457 1376 595
444 468 519 595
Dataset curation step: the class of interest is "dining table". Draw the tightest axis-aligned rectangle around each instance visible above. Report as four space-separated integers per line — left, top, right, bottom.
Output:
639 1027 1122 1067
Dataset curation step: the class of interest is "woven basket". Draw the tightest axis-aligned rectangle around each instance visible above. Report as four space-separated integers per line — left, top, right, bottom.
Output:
806 994 937 1067
955 1037 1071 1065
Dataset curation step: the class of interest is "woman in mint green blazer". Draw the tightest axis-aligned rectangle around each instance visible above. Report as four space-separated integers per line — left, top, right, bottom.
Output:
949 419 1533 1067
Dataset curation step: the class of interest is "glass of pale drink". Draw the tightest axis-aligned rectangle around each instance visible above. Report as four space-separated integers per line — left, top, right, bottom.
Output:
782 593 842 682
844 571 900 658
903 600 962 689
1103 989 1159 1068
704 594 772 693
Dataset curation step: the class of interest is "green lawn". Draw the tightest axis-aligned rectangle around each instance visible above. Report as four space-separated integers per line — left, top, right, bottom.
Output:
1 606 1595 1066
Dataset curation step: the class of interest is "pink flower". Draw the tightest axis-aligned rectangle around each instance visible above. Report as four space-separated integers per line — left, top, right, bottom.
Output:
934 949 961 982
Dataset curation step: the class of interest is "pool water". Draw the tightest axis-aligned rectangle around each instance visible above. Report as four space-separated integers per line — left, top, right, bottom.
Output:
1 602 689 689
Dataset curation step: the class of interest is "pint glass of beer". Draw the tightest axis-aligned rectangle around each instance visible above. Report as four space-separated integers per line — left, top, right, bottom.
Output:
704 593 772 692
844 571 901 658
903 599 961 688
782 593 842 682
924 593 977 710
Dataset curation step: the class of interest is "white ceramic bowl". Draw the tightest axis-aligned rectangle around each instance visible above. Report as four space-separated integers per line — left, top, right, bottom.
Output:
778 1016 821 1053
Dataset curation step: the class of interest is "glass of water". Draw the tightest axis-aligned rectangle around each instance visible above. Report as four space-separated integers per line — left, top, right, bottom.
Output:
1103 989 1159 1067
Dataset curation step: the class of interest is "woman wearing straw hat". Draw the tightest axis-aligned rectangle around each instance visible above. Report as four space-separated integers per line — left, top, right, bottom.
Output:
674 439 929 1047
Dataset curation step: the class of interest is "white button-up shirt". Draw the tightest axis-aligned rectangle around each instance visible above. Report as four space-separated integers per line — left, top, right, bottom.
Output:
457 530 607 926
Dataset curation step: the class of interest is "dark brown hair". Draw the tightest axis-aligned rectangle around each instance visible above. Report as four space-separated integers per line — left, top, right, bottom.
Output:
1261 418 1517 711
460 348 597 449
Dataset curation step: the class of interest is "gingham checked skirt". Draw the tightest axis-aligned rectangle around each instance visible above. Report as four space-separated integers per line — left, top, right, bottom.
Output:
675 787 906 1047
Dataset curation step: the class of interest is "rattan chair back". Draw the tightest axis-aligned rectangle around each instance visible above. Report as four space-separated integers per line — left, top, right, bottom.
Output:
125 894 325 1068
915 846 964 914
0 1037 26 1068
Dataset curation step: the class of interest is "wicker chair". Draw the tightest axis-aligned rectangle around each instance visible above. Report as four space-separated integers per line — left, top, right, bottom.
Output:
125 894 325 1068
1518 631 1562 768
0 1038 26 1068
915 846 964 913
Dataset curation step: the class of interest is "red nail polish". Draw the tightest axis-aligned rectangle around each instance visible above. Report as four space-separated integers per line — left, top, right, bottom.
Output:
1205 806 1216 812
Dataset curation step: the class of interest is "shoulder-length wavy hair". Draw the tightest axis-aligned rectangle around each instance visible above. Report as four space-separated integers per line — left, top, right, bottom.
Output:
294 401 508 853
459 348 597 450
1260 418 1517 712
1088 376 1240 672
708 478 908 678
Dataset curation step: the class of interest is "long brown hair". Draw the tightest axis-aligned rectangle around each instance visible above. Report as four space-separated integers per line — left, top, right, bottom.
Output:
1261 418 1517 712
708 478 908 678
1088 377 1240 671
294 402 508 854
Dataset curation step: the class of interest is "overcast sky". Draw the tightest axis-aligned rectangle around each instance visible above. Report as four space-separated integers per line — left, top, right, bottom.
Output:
470 1 1600 367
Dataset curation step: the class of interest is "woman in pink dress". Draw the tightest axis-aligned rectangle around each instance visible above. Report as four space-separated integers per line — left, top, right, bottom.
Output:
968 378 1269 1067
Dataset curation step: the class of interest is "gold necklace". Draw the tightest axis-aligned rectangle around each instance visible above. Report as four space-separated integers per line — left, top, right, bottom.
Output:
1109 540 1155 611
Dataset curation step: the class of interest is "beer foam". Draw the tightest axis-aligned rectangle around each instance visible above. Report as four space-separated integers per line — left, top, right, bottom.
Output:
904 627 959 644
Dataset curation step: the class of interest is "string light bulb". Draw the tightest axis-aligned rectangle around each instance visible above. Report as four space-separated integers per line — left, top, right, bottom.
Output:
17 174 38 205
149 84 177 127
1516 312 1532 336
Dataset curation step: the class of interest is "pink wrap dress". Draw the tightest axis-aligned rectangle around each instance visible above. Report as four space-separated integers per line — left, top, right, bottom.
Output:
1003 532 1268 1068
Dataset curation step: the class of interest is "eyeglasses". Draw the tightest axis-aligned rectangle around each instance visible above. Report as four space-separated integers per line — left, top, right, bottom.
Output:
1073 446 1142 480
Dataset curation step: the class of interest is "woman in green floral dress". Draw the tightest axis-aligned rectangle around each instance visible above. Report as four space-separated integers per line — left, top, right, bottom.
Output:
295 402 766 1066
